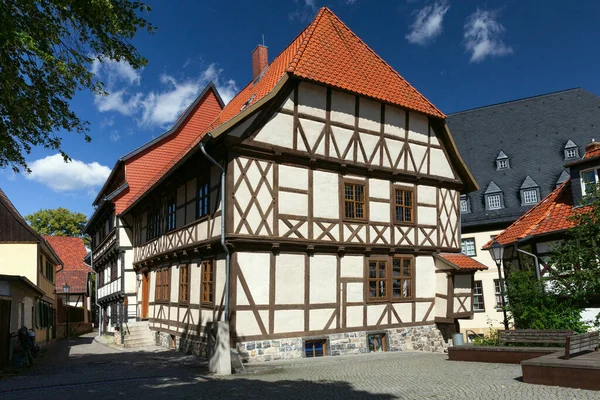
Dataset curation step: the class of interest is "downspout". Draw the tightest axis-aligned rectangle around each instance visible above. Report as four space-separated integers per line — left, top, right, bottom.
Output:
90 246 99 336
199 138 230 322
516 246 541 281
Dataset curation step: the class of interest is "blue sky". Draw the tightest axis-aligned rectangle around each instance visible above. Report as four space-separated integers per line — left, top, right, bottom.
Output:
3 0 600 220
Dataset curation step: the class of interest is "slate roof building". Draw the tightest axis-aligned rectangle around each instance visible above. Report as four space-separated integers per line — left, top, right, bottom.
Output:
447 88 600 333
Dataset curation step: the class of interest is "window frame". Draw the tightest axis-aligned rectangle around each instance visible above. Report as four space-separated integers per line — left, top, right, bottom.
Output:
393 187 414 225
196 176 210 220
564 147 579 160
581 168 599 196
496 159 509 170
166 197 177 232
155 269 170 303
486 193 503 210
473 280 485 312
494 279 505 310
461 238 477 257
178 264 190 304
521 188 539 205
366 256 414 303
201 260 215 306
146 209 162 242
110 259 118 282
460 195 470 214
342 179 368 222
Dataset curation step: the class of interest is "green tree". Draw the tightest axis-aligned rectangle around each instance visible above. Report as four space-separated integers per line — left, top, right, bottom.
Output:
0 0 155 172
25 207 88 241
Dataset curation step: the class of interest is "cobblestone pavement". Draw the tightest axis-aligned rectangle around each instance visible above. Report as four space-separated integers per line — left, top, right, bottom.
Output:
1 332 598 399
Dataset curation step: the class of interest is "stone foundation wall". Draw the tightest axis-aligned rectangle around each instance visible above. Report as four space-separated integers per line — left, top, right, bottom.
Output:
155 331 209 357
236 325 448 363
114 328 122 345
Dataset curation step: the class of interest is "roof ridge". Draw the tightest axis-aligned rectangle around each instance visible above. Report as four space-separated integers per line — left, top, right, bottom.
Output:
307 8 445 118
286 7 326 73
448 88 584 116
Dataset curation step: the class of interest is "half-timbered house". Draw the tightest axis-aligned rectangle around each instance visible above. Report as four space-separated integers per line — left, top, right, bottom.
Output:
119 7 485 363
84 83 223 337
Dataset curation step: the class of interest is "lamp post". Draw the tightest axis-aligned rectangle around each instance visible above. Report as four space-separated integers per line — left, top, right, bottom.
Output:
488 240 509 330
63 283 70 339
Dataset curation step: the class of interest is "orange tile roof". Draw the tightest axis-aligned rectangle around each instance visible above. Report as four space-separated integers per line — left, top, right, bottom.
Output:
438 253 488 271
120 7 445 213
482 181 579 249
585 147 600 159
44 236 91 294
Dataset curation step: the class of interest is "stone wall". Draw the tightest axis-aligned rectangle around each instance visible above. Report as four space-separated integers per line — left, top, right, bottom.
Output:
236 325 448 363
155 331 209 357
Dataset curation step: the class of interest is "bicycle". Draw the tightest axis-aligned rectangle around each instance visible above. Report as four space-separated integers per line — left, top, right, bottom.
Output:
10 327 34 368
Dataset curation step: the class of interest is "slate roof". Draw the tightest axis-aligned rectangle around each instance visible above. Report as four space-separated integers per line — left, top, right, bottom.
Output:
44 236 91 294
482 180 580 248
436 253 488 271
447 88 600 229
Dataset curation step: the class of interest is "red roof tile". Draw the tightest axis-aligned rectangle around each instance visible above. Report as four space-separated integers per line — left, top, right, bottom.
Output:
482 180 581 249
44 236 91 294
438 253 488 271
120 7 445 212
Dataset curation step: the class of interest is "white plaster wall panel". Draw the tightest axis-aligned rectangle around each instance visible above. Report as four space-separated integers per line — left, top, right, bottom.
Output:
310 308 335 331
369 202 390 223
418 206 437 226
211 215 222 237
236 280 249 306
435 297 447 319
370 226 391 244
235 311 262 337
454 275 472 293
238 252 270 305
228 114 258 138
408 112 429 144
169 306 178 322
359 132 379 164
395 226 415 246
409 143 428 172
346 282 363 303
124 271 136 293
367 304 386 326
393 303 412 323
281 92 294 112
415 256 436 298
330 90 355 125
300 118 326 155
279 191 308 216
343 224 367 243
385 138 403 168
201 311 214 326
215 259 226 307
313 222 339 241
279 165 308 190
418 185 437 206
246 204 264 234
344 174 366 181
346 305 363 327
415 302 432 321
279 219 308 238
369 178 389 199
341 255 363 278
197 220 208 242
274 310 304 333
298 82 326 119
359 97 380 132
429 125 440 146
384 106 406 137
313 170 339 219
190 263 200 304
170 268 179 302
309 255 336 303
254 112 294 149
430 148 455 179
330 126 354 159
190 309 200 325
275 254 305 304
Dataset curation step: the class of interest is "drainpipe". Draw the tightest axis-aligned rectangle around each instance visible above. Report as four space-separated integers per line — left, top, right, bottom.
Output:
199 138 230 322
516 247 541 281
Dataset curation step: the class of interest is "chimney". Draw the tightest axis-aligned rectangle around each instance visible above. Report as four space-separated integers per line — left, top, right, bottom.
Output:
585 139 600 159
252 45 268 79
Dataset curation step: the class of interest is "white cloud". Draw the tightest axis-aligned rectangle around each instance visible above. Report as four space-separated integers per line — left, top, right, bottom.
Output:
464 9 513 63
91 58 141 86
406 1 450 45
109 131 121 142
92 62 237 129
290 0 317 21
26 154 111 192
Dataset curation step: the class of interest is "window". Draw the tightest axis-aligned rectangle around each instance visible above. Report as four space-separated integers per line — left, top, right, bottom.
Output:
367 257 413 301
522 189 538 204
166 198 176 232
201 261 214 305
147 210 161 241
497 159 509 169
197 179 210 218
99 268 104 286
461 238 476 256
179 264 190 303
564 141 579 160
367 333 387 352
460 198 469 213
305 339 327 358
39 255 43 273
344 182 366 220
487 194 502 210
494 279 505 309
394 189 413 223
45 259 53 282
110 260 118 282
581 169 598 195
473 281 484 312
155 269 170 303
565 148 578 159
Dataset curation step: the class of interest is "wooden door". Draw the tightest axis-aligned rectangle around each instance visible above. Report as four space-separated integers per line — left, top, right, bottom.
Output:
0 299 11 367
141 273 149 319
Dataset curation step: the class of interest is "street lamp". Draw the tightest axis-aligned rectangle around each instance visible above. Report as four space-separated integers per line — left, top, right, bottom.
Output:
63 283 70 338
488 240 509 330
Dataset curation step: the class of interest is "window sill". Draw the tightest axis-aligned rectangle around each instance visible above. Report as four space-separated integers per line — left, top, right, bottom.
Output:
342 218 368 224
393 221 415 227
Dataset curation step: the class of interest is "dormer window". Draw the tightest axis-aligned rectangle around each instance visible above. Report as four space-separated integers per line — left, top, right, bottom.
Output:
556 170 570 188
496 151 510 170
564 140 579 160
520 175 540 206
581 168 599 195
484 181 504 210
460 195 470 213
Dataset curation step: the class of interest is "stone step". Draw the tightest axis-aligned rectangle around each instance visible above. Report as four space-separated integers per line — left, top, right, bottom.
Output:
124 339 157 348
123 334 155 341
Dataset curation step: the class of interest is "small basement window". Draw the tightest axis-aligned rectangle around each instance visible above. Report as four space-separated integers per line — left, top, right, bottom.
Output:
367 333 387 353
305 339 327 358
